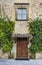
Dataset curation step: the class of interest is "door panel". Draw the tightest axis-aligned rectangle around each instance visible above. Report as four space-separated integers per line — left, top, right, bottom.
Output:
16 38 28 58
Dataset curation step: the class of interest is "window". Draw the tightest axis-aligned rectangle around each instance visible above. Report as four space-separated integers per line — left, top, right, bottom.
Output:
16 8 27 21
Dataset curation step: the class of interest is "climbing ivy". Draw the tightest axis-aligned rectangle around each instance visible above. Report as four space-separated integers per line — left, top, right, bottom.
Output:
29 18 42 53
0 18 15 52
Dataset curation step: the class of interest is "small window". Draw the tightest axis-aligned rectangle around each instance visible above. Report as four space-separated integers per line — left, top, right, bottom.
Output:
16 8 27 21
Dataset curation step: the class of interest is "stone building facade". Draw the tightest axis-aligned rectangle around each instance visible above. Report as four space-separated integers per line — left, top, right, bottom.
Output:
0 0 42 59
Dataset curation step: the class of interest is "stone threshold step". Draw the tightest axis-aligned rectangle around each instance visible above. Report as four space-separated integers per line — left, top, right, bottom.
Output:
15 58 29 60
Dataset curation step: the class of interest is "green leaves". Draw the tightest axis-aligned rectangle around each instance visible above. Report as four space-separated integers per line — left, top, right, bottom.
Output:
0 18 15 52
2 44 11 52
29 18 42 53
0 30 4 38
29 18 42 35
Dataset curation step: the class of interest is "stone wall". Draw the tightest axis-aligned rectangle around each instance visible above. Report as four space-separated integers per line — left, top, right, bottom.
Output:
36 53 42 59
0 0 42 59
0 0 42 34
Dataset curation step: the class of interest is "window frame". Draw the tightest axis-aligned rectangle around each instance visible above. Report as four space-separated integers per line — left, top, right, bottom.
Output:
16 8 28 21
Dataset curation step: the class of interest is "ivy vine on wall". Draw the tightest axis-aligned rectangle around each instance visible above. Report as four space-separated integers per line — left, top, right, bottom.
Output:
29 18 42 53
0 18 15 53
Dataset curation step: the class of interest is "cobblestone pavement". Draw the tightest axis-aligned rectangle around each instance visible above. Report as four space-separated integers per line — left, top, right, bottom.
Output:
0 59 42 65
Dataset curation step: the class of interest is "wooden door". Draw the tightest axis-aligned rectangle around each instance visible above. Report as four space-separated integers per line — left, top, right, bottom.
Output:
16 38 28 58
